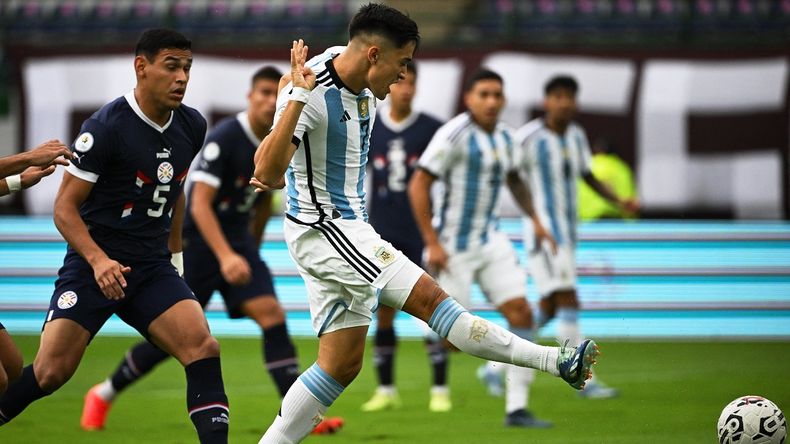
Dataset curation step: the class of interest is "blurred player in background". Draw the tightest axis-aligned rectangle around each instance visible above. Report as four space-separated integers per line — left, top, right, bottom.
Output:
80 66 342 435
253 5 599 443
0 140 73 395
515 75 638 399
409 68 554 428
362 61 448 413
0 29 231 443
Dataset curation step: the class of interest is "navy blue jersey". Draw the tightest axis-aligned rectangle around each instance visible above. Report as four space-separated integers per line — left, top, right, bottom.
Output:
369 110 442 244
183 112 264 243
65 92 206 261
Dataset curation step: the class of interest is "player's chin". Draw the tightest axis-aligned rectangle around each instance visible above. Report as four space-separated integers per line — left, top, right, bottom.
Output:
165 95 184 108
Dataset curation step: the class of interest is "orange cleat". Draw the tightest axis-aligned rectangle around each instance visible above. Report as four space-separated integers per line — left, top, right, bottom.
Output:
80 384 112 431
311 416 345 435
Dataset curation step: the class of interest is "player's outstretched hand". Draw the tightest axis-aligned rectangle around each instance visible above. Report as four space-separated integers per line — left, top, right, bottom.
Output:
25 139 72 167
291 39 316 91
220 252 252 286
533 221 558 255
250 176 285 192
425 242 449 274
622 198 640 215
93 258 131 300
19 165 57 189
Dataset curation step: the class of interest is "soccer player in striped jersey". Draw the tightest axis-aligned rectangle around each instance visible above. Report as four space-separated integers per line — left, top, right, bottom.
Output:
515 75 638 399
252 5 600 443
409 68 553 428
361 61 450 413
0 29 230 443
0 140 73 395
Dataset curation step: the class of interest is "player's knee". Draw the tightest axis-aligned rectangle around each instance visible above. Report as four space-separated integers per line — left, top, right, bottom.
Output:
327 357 362 387
33 361 74 392
404 274 449 322
196 335 221 359
554 291 579 308
246 297 286 328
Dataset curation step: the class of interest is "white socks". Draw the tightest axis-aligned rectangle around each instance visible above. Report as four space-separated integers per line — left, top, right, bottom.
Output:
95 379 117 402
505 366 536 413
429 299 559 377
258 363 343 444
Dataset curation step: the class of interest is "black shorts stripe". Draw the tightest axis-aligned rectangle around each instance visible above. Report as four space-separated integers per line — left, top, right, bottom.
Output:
313 224 375 283
324 220 381 274
317 221 380 279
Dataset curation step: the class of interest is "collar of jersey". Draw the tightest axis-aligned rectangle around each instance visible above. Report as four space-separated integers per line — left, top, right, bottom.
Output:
378 105 419 133
236 111 261 146
325 56 361 96
124 91 174 133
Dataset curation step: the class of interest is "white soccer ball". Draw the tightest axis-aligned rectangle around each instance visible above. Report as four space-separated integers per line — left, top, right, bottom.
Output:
717 395 786 444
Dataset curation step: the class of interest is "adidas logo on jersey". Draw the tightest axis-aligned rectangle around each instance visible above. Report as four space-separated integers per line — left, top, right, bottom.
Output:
340 110 351 123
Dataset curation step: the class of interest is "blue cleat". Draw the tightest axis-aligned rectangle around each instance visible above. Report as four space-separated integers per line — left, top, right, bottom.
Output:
579 381 619 399
557 339 599 390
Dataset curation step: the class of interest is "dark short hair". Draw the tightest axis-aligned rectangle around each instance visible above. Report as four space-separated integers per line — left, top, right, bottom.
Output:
405 60 417 76
135 28 191 62
465 68 503 92
544 75 579 96
251 66 282 87
349 3 420 49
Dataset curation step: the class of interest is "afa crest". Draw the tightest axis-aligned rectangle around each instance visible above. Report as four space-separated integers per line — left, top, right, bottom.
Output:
357 98 369 119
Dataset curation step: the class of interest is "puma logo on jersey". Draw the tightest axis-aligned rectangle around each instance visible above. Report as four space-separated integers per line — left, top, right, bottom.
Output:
156 147 172 158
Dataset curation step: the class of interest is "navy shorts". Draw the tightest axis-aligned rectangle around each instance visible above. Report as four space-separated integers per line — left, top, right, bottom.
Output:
388 237 424 267
184 238 276 319
46 252 197 340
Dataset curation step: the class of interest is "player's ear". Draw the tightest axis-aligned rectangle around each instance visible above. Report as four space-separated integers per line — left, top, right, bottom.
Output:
134 55 148 78
367 46 380 65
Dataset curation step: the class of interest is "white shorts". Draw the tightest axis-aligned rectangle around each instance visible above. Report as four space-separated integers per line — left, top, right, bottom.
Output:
435 231 526 309
284 217 424 336
527 244 577 298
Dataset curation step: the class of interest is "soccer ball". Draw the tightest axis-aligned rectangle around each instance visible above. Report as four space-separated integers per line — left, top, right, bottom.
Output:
717 395 786 444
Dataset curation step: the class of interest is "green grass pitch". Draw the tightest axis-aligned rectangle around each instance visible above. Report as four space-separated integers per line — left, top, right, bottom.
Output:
2 336 788 443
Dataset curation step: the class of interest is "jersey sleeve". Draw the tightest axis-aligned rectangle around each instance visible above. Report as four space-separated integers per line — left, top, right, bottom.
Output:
190 138 227 189
65 119 114 183
272 83 323 147
417 128 458 177
576 127 593 175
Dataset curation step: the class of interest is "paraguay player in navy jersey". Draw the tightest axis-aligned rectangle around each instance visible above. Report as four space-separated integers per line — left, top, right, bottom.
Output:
252 5 601 443
79 66 343 436
0 29 231 443
515 75 639 400
362 61 450 413
409 68 554 428
0 140 73 395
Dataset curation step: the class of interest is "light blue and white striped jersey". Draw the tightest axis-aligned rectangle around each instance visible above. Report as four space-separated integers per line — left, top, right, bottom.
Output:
273 46 376 224
515 118 592 249
418 112 516 253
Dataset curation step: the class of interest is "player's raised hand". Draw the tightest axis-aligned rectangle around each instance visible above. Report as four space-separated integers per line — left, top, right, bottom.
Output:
425 242 449 274
92 257 132 300
291 39 316 91
219 252 252 286
25 139 72 167
19 165 58 189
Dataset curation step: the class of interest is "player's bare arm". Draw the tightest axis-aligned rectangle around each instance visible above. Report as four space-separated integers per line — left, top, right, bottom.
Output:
0 139 71 178
252 39 315 191
506 170 557 253
168 191 185 255
408 168 448 271
190 181 252 285
582 172 640 214
250 191 273 249
54 172 131 300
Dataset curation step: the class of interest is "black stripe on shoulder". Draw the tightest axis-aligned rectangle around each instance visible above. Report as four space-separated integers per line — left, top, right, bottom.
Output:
447 117 473 144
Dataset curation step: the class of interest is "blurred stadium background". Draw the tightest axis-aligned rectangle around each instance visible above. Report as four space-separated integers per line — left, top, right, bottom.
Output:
0 1 788 443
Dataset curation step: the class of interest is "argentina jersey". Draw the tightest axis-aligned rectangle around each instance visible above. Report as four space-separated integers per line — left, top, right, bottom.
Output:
184 111 263 240
417 112 516 253
274 46 375 223
65 91 206 261
515 118 592 249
